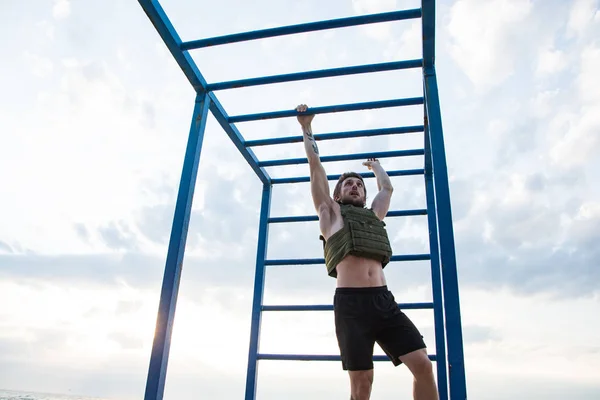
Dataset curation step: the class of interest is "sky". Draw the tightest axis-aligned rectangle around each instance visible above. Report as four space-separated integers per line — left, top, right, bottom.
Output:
0 0 599 399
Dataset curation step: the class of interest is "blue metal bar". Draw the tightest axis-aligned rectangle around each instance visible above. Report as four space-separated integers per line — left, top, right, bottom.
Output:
207 93 270 184
244 184 272 400
245 125 424 147
137 0 206 92
422 0 435 69
144 93 211 400
207 59 422 91
258 354 437 362
271 168 425 184
268 208 426 223
259 149 423 167
229 98 424 123
262 302 434 311
181 9 422 50
423 101 449 400
424 67 467 399
136 1 271 185
265 253 430 266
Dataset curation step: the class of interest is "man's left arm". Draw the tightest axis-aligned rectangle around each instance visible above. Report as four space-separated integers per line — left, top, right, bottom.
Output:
363 158 393 220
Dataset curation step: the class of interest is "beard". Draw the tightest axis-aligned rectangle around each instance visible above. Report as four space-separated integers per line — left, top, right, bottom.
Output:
339 195 365 207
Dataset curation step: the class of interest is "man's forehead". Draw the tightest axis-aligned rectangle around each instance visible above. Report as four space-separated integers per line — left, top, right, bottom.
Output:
342 176 363 184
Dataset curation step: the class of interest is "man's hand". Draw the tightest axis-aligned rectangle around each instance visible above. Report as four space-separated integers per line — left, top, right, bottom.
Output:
296 104 314 128
362 157 380 171
365 157 393 220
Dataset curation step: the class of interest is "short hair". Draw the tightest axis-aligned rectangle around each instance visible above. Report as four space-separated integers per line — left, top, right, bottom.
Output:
333 172 367 203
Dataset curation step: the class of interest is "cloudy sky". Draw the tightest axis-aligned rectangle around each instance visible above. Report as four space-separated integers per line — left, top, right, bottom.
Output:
1 0 599 399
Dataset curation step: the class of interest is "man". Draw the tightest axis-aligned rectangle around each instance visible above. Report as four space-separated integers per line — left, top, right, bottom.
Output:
296 104 439 400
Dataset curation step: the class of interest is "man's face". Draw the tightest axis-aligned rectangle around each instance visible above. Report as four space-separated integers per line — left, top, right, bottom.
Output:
338 176 366 207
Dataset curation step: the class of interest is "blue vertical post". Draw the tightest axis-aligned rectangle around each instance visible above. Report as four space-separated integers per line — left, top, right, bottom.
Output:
245 184 272 400
423 68 467 399
423 101 448 400
144 93 211 400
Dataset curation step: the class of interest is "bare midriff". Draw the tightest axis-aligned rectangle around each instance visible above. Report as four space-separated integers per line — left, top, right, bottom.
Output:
335 254 387 288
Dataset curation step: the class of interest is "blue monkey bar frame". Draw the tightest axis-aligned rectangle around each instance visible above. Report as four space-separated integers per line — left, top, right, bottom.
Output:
137 0 466 399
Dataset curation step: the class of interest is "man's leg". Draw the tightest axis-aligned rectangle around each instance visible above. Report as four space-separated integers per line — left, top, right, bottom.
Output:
399 348 438 400
334 288 379 400
348 369 374 400
372 289 439 400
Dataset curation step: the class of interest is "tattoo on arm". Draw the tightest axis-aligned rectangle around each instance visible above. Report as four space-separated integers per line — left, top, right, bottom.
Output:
304 127 319 155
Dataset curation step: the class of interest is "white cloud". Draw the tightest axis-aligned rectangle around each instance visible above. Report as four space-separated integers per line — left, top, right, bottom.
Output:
446 0 533 90
567 0 599 38
536 47 567 77
22 51 53 78
52 0 71 20
351 0 398 41
578 43 600 105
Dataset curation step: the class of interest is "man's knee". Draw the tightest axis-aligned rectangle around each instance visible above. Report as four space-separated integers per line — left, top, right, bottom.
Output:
349 370 373 400
402 349 434 379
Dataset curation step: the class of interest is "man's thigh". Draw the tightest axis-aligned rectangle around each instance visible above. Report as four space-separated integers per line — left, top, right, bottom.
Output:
372 291 427 366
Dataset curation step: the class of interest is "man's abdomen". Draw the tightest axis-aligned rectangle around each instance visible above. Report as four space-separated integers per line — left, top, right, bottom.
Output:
335 254 387 287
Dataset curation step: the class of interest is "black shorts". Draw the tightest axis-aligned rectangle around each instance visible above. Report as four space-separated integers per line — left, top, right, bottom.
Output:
333 285 426 371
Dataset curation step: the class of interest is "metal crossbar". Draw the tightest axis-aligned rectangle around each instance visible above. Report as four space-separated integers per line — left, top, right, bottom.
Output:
244 125 424 147
137 1 467 399
259 149 423 167
271 168 425 184
207 59 422 91
258 353 438 362
264 254 431 266
181 9 422 49
228 98 424 123
268 208 427 223
262 302 434 311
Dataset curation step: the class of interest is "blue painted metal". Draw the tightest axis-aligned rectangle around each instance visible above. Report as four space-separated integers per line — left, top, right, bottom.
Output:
143 93 211 400
181 9 422 49
137 0 467 398
244 184 272 400
270 168 425 184
207 59 422 91
207 93 270 184
258 354 437 362
228 98 424 123
423 101 449 400
265 253 431 266
137 0 206 92
259 149 424 167
245 125 424 147
262 302 434 311
268 208 426 223
422 0 436 69
136 1 270 185
424 67 467 399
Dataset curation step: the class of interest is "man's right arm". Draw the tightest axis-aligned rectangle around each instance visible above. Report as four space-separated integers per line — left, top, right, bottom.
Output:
296 104 332 213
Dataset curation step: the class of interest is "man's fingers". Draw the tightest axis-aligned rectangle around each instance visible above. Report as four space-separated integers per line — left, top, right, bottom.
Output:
296 104 308 113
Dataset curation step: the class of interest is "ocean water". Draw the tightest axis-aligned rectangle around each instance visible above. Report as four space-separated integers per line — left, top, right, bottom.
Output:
0 390 106 400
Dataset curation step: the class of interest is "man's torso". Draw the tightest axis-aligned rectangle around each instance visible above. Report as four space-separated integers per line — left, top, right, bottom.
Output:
319 202 390 287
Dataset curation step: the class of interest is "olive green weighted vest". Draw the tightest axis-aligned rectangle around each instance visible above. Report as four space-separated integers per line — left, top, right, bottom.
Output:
319 204 393 278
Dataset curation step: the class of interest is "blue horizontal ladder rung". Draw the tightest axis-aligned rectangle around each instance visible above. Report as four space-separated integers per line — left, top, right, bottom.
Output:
271 168 424 184
259 149 423 167
265 254 430 266
257 354 437 362
228 98 424 123
207 59 422 91
180 9 422 50
262 302 433 311
268 208 427 223
245 125 424 147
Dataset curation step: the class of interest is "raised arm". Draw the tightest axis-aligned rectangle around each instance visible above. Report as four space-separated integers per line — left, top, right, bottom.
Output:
296 104 332 213
363 158 393 220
